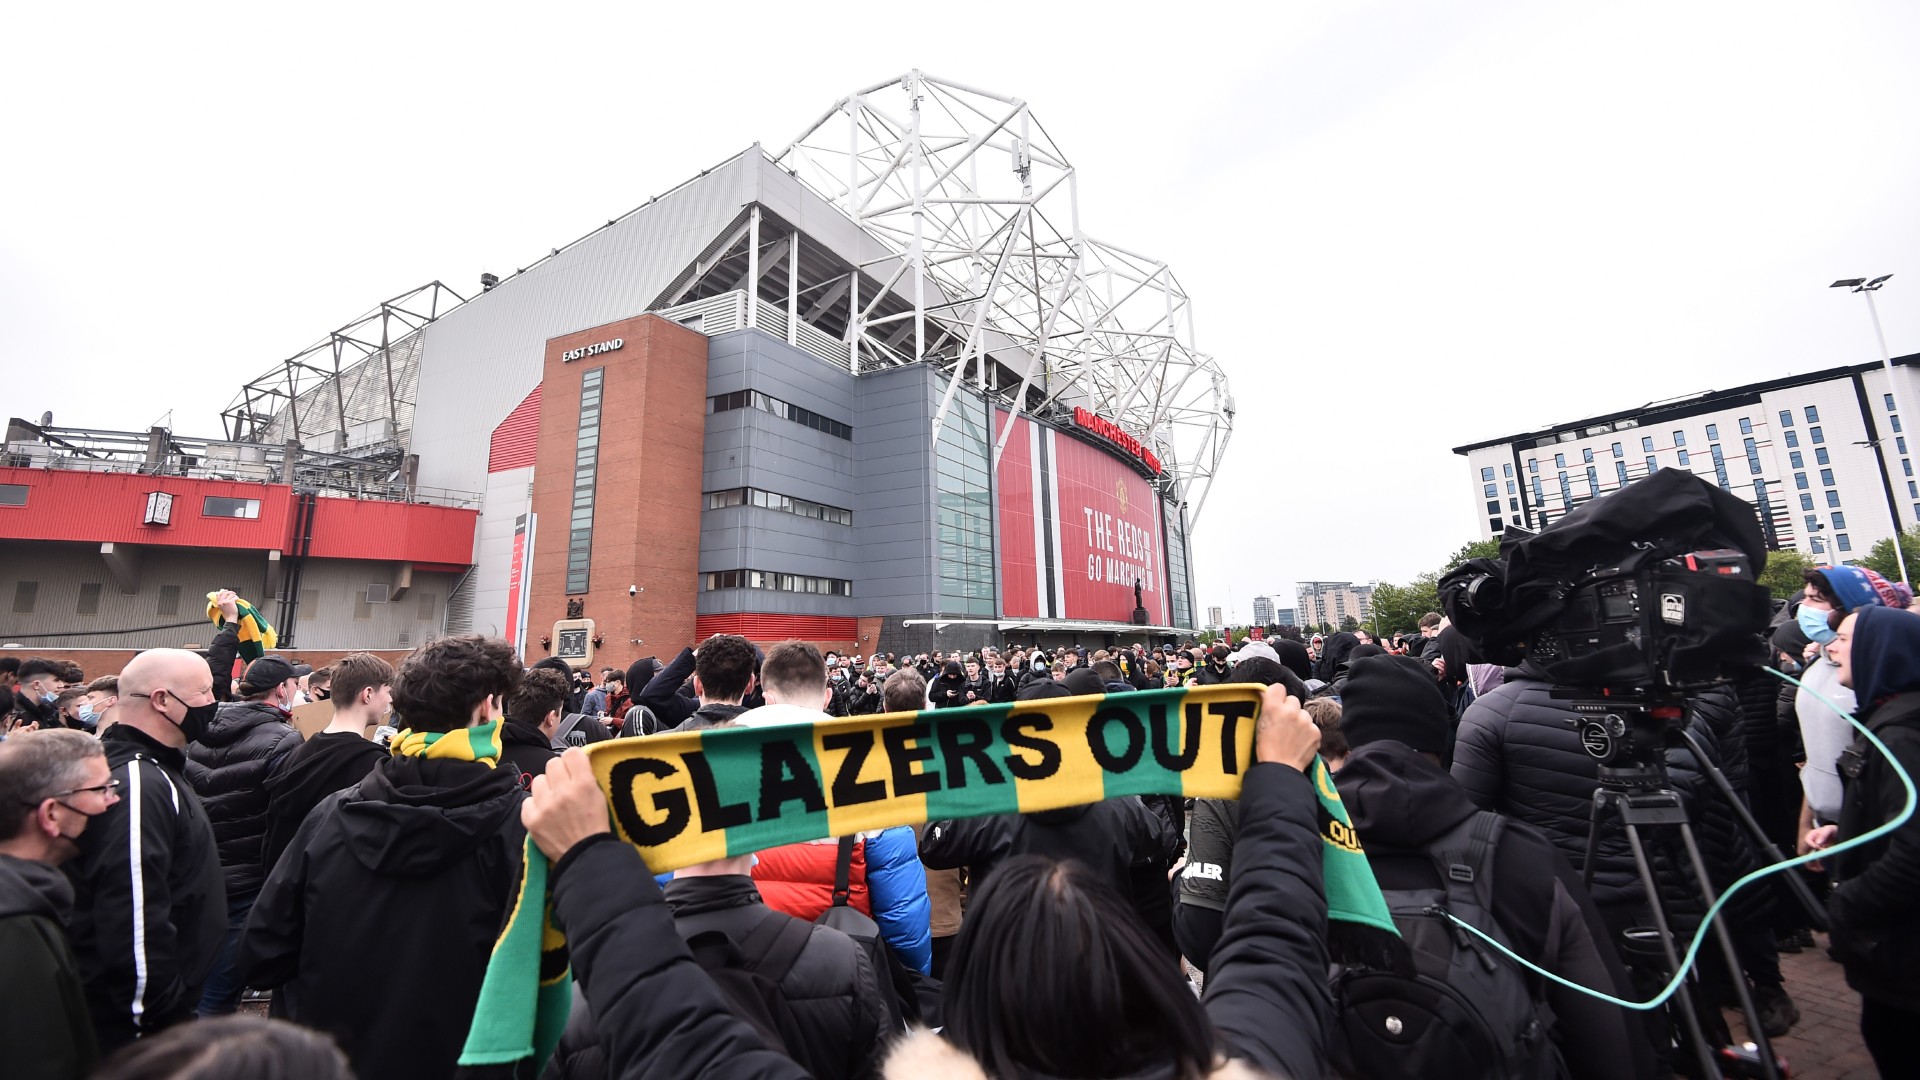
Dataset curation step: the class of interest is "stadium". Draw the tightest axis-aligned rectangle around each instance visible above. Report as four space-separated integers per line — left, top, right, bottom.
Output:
0 72 1234 666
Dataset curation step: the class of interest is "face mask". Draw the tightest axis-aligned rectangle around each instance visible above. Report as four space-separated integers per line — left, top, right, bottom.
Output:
39 690 57 705
165 691 218 743
76 703 98 727
1797 604 1836 645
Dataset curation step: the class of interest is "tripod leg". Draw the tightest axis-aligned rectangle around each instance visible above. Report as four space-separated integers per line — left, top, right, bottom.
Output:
1676 821 1782 1080
1677 728 1828 931
1621 821 1722 1080
1582 789 1608 891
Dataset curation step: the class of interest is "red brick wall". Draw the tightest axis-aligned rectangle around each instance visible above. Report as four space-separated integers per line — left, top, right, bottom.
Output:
528 315 707 673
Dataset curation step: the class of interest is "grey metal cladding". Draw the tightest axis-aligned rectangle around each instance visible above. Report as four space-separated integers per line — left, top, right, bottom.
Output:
410 154 756 497
851 365 941 615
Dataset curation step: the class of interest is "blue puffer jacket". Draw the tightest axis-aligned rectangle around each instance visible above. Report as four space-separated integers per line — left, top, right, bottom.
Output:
750 826 934 974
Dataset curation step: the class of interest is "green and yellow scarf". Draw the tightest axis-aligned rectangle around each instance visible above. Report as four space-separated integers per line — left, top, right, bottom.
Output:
206 592 277 662
460 685 1395 1071
391 720 503 767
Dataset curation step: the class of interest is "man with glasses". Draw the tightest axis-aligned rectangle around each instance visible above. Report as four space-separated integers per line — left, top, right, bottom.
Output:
63 648 225 1054
0 728 117 1079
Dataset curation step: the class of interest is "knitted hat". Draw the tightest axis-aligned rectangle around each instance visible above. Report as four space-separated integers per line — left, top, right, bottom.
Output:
1338 654 1452 756
1816 565 1904 612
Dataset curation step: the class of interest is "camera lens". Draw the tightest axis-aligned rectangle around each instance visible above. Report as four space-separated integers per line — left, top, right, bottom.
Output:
1462 574 1505 613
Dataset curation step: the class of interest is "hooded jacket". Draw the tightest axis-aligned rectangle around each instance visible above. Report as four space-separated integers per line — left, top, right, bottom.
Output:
1333 742 1650 1080
186 698 303 896
65 723 225 1053
240 754 527 1080
0 853 98 1080
1826 605 1920 1009
670 701 751 733
639 647 702 731
751 827 935 974
259 731 387 874
929 664 973 708
497 718 560 790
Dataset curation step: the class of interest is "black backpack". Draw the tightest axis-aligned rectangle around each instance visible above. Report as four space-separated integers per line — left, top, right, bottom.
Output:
1330 812 1564 1080
816 836 942 1030
684 909 814 1056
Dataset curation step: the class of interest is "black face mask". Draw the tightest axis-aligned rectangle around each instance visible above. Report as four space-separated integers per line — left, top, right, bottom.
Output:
164 690 218 743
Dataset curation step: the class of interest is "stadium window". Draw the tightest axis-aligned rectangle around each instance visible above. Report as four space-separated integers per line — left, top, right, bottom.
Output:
1831 512 1847 530
1673 431 1687 447
1837 534 1852 552
1678 450 1690 466
1790 451 1804 468
202 497 260 519
1779 409 1793 428
1481 467 1495 482
1806 406 1820 423
0 484 25 506
1820 469 1835 486
1642 436 1655 453
1705 424 1719 441
1785 430 1800 448
1800 493 1815 511
1795 473 1809 490
1611 442 1623 457
1739 417 1752 435
1826 490 1842 508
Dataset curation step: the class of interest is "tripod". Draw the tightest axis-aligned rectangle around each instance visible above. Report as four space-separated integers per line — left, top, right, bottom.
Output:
1568 696 1827 1080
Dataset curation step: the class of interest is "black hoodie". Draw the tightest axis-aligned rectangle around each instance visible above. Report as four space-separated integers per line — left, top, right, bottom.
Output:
241 754 527 1080
259 731 387 874
0 854 97 1080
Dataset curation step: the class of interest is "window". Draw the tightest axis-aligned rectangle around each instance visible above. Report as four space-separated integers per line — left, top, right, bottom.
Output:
1586 465 1599 492
1506 480 1516 494
76 582 101 616
1705 424 1719 441
157 584 181 617
1642 436 1655 453
1910 480 1918 499
1779 409 1794 428
1739 417 1752 435
1677 450 1690 466
1582 447 1594 464
711 488 855 525
1810 426 1824 445
1645 455 1657 475
1900 437 1909 455
1790 451 1804 468
1831 512 1847 530
1489 518 1502 533
1906 459 1915 477
203 497 260 519
1806 406 1820 423
1806 514 1820 532
1487 500 1501 515
1509 497 1519 512
12 581 37 615
1554 452 1566 468
1558 471 1571 502
1815 447 1830 465
1819 468 1834 486
708 389 853 440
1481 467 1495 482
1484 483 1498 498
1673 431 1687 447
1528 458 1539 473
1826 490 1842 508
0 484 26 506
1894 415 1904 433
703 570 853 597
1531 476 1543 501
1503 463 1513 477
1785 430 1800 448
1611 442 1623 458
1800 493 1815 511
1616 461 1629 484
1838 534 1852 552
1795 473 1809 490
567 368 605 594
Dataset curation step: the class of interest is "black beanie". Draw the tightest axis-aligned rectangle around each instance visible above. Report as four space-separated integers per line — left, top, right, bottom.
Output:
1062 668 1105 696
1339 654 1452 756
1016 679 1071 701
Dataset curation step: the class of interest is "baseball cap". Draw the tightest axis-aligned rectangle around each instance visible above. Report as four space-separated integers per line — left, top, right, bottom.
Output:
241 656 299 695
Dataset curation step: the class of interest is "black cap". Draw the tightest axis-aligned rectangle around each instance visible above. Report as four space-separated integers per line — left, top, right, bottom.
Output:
240 656 299 695
1339 654 1452 756
1016 679 1071 701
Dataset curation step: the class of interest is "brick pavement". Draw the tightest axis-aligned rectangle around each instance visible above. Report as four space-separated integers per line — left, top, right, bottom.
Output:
1723 932 1877 1080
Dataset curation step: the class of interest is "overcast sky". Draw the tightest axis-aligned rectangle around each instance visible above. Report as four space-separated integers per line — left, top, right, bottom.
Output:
5 2 1917 625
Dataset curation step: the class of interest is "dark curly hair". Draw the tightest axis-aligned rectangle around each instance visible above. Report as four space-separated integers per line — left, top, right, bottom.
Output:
391 635 522 733
694 634 758 703
506 666 572 728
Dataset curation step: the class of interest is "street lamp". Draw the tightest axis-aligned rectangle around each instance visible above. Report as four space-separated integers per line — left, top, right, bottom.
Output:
1830 275 1912 586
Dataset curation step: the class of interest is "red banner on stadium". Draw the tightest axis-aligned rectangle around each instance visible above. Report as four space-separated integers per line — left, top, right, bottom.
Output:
996 410 1170 625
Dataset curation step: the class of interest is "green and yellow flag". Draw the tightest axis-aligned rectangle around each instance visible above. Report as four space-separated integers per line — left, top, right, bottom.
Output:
206 592 277 661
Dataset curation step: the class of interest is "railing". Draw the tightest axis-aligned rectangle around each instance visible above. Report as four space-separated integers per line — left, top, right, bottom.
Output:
654 290 858 373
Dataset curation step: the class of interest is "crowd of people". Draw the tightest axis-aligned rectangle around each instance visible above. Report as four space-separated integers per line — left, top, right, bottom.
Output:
0 566 1916 1079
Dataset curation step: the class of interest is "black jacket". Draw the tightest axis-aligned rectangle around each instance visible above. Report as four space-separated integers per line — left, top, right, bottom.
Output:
186 699 302 897
206 626 239 703
1828 691 1920 1009
259 732 387 875
240 755 527 1080
498 719 560 790
1333 742 1651 1080
928 672 972 708
980 672 1017 704
670 701 751 733
640 648 701 731
1191 661 1233 686
0 854 97 1080
65 724 225 1053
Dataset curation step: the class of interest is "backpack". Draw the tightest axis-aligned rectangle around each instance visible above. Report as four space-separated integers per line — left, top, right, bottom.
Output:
1330 812 1564 1080
684 909 814 1056
816 836 942 1030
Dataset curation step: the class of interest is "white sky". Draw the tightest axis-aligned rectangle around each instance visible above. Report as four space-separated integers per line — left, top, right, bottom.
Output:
5 2 1917 625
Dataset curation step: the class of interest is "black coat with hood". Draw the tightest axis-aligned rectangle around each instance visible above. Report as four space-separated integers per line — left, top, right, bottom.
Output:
240 754 527 1080
1826 605 1920 1010
498 718 561 790
0 853 98 1080
929 663 973 708
640 647 702 731
65 723 225 1053
186 698 303 896
259 731 387 874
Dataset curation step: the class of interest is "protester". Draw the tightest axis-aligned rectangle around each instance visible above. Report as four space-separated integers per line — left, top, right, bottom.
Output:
187 656 305 1016
258 653 393 873
0 729 116 1080
6 657 68 732
204 590 243 704
661 634 758 732
66 648 225 1053
1806 604 1920 1075
500 665 569 789
241 634 527 1080
1793 566 1907 853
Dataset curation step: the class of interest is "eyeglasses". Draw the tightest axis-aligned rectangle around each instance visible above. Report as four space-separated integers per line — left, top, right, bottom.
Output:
53 780 121 799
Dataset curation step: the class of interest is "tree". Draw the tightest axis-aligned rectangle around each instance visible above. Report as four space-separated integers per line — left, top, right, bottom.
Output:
1338 615 1361 632
1444 539 1502 572
1858 526 1920 587
1757 547 1811 600
1369 573 1440 636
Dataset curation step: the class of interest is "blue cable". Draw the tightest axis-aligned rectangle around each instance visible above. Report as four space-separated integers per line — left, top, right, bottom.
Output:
1441 664 1916 1010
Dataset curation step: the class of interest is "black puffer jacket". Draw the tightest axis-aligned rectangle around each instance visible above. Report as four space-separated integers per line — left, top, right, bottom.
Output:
1688 684 1748 794
186 700 302 897
1829 691 1920 1009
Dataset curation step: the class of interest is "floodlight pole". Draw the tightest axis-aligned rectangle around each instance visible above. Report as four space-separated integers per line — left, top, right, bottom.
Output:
1834 275 1912 586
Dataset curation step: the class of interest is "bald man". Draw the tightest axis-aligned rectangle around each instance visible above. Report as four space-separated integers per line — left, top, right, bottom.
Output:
63 649 225 1053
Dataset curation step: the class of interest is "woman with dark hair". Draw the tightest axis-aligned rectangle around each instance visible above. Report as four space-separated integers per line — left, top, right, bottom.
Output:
523 684 1331 1080
91 1016 352 1080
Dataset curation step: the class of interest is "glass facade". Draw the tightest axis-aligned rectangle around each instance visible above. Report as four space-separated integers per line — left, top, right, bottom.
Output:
704 487 852 525
935 391 995 617
704 570 852 596
566 368 604 595
1164 500 1194 629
